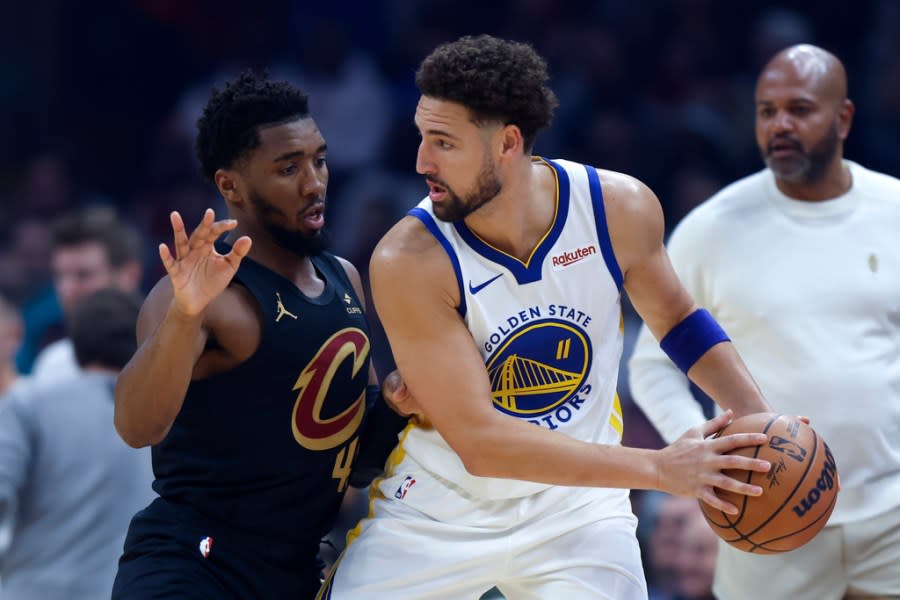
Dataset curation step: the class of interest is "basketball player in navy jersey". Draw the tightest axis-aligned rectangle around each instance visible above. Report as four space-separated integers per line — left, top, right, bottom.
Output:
111 71 408 599
321 35 774 599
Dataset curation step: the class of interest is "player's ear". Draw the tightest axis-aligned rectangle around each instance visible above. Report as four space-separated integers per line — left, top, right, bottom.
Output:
837 98 854 140
499 124 524 158
215 169 243 205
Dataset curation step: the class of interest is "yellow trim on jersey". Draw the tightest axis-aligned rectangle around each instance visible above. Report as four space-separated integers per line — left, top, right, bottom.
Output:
342 420 415 546
464 156 560 268
316 421 419 599
609 392 624 436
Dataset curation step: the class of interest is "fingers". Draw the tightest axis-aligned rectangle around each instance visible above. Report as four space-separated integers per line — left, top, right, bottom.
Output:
714 451 771 474
170 211 189 260
382 370 404 396
713 432 768 454
708 471 763 498
700 409 733 438
797 415 811 425
170 209 240 260
224 236 252 269
189 209 237 251
699 487 741 515
159 243 175 273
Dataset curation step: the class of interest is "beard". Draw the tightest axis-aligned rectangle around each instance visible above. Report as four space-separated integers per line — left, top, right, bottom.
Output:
762 122 840 185
248 189 328 257
430 155 502 222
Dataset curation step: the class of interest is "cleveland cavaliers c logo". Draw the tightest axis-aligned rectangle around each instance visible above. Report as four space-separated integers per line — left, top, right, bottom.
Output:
291 328 369 450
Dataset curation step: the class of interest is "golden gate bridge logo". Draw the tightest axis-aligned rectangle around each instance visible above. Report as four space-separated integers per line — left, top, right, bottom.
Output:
485 319 591 416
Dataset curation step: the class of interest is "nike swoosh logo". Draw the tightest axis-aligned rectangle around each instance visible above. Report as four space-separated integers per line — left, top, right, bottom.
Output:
468 273 503 295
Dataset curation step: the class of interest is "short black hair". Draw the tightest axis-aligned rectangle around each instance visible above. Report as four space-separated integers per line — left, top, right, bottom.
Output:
69 288 141 369
415 35 558 151
52 206 142 267
195 70 310 182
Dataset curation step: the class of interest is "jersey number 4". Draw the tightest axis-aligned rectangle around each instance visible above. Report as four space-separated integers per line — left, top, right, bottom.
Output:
332 437 359 492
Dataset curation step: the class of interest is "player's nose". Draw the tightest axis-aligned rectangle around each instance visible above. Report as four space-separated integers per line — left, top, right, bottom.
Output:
416 141 435 176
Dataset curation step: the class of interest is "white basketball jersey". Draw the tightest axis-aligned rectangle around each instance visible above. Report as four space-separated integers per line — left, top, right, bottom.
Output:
401 158 627 500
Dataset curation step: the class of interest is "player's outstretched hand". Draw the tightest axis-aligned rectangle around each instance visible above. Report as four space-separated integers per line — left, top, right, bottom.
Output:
657 410 771 515
159 209 252 317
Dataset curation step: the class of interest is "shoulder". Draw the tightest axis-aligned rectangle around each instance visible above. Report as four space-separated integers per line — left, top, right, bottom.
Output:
590 169 666 274
667 169 770 246
370 215 457 308
0 380 42 428
848 161 900 201
31 339 76 377
331 254 367 301
138 273 256 342
372 214 446 270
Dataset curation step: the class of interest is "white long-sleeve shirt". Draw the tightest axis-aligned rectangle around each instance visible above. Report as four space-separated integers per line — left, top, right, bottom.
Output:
629 161 900 525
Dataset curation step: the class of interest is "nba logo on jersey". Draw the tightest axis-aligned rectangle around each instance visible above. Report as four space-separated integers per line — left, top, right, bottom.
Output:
394 476 417 500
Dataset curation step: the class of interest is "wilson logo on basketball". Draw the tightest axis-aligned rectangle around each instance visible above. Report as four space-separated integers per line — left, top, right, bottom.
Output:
551 245 597 270
792 444 837 518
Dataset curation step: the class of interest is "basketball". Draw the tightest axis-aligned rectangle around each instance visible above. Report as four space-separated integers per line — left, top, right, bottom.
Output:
699 412 838 554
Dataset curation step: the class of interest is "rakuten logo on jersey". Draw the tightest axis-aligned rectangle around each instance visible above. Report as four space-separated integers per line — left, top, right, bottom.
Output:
551 245 598 270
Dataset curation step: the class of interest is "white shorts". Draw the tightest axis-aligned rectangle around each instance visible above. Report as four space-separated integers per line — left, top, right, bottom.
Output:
319 455 647 600
714 503 900 600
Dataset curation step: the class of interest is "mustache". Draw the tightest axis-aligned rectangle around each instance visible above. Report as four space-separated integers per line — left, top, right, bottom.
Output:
766 135 803 154
425 176 450 189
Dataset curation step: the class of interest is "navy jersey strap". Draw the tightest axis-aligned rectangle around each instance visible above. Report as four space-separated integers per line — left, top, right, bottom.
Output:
585 165 623 289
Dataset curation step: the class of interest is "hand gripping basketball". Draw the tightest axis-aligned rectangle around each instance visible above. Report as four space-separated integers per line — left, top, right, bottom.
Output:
698 412 839 553
657 410 772 515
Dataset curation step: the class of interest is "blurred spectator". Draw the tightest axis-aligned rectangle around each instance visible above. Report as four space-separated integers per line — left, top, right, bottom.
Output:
639 492 702 600
29 206 143 383
0 295 23 397
0 288 155 599
671 506 718 600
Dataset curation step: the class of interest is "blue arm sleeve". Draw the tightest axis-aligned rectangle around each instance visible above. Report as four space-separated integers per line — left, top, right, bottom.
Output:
659 308 730 373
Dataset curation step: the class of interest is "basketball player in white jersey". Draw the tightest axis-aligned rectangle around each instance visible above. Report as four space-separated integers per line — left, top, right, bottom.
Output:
319 35 772 599
630 45 900 600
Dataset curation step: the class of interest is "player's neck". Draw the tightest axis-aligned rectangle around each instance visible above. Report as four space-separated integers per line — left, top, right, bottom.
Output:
226 230 320 289
463 159 556 263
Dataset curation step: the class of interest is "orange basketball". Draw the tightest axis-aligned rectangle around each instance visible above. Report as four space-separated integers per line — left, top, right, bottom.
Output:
699 412 838 554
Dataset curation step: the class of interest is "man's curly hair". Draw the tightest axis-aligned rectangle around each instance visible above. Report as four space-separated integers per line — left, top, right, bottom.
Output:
195 71 309 183
415 35 558 151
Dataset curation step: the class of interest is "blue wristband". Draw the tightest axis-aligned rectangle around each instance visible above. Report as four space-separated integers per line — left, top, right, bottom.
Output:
660 308 730 373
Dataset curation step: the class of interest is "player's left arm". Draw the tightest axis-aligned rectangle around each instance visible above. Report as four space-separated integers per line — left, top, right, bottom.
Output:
600 170 771 417
336 256 412 487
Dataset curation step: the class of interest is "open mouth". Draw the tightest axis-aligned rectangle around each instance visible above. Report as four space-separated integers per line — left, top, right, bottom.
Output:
768 139 803 158
427 180 448 202
302 204 325 229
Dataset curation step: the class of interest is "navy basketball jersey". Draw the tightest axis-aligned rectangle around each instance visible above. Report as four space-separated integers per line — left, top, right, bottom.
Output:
152 246 371 550
403 158 627 500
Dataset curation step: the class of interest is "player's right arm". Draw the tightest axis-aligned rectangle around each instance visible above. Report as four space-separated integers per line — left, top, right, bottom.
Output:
370 217 769 513
114 209 251 448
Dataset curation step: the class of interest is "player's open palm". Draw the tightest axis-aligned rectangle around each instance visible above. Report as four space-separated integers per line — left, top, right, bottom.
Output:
159 208 252 317
657 410 771 514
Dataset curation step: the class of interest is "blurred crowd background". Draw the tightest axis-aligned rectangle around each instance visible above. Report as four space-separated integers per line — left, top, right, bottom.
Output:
2 1 899 598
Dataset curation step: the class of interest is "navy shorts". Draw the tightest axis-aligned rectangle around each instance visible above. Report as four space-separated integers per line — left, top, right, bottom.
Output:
112 497 323 599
